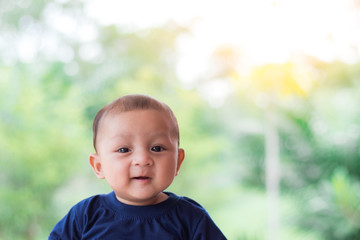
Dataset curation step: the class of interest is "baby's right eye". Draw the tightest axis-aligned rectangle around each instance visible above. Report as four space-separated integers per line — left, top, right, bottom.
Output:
117 148 130 153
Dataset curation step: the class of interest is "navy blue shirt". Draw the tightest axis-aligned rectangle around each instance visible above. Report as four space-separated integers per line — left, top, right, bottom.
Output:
49 192 227 240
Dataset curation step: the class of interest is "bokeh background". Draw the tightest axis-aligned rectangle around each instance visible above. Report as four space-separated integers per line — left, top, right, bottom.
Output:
1 0 360 239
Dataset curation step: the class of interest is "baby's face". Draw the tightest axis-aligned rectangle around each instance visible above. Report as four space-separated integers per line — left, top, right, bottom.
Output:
90 109 184 206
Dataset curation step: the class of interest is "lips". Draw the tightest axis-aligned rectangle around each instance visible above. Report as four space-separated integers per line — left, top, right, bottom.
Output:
131 175 153 183
132 176 150 180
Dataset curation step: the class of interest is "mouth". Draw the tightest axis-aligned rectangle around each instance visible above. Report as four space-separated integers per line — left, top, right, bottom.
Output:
132 176 151 180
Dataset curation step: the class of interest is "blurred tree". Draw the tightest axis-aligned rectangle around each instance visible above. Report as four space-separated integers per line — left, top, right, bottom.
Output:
0 1 91 238
203 45 316 239
280 61 360 239
0 63 88 239
201 44 360 239
246 62 314 240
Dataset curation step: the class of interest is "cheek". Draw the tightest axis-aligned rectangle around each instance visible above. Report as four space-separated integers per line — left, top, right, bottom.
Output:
160 159 178 177
103 161 129 178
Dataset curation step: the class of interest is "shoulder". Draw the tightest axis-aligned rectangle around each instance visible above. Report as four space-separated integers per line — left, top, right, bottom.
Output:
167 192 227 240
167 193 212 227
73 192 117 225
73 192 109 211
169 192 209 215
62 192 110 219
49 192 114 240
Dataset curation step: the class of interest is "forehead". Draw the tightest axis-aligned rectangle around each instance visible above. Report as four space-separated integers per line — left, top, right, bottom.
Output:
99 109 176 133
107 109 168 121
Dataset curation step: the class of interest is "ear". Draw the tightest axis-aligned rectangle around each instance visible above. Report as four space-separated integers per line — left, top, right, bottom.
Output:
175 148 185 176
89 153 105 179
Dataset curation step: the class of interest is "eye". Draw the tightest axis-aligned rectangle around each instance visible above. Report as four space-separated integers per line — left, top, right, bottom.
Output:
117 148 130 153
151 146 164 152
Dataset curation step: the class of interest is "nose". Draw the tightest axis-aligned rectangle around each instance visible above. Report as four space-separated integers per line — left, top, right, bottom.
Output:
132 149 153 166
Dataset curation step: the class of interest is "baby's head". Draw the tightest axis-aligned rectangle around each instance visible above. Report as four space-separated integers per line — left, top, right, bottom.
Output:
89 94 184 206
92 94 180 152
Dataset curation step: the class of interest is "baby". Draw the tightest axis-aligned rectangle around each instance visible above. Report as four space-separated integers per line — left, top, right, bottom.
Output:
49 94 226 239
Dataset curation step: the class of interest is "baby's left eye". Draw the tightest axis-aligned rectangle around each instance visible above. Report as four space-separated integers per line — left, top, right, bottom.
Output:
151 146 164 152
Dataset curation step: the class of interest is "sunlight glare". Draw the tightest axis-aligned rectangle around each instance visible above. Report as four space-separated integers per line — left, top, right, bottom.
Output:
85 0 360 84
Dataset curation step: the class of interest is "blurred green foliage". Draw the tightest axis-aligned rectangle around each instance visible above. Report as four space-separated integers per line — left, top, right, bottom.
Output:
0 63 88 239
1 1 360 240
